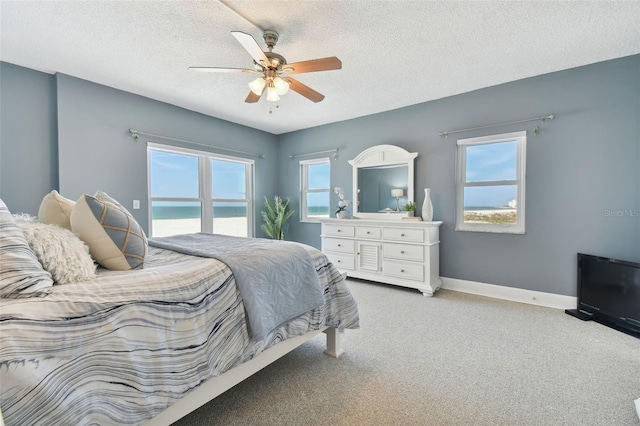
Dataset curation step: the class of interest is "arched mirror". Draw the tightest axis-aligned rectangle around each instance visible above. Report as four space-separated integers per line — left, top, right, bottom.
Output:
349 145 417 219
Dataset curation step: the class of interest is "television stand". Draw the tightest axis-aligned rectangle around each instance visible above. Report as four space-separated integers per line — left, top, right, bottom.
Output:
565 309 640 339
565 309 594 321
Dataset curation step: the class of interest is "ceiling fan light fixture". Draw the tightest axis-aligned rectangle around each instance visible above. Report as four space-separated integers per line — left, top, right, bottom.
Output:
266 85 280 102
273 76 290 95
249 77 266 95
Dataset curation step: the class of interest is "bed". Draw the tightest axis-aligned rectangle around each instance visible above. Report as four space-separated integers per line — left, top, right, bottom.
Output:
0 195 359 425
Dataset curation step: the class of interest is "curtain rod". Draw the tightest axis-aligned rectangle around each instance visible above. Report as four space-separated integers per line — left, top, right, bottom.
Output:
129 129 265 159
289 148 339 160
439 114 555 138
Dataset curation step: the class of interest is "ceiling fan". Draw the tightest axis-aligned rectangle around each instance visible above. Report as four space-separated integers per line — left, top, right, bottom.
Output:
189 30 342 104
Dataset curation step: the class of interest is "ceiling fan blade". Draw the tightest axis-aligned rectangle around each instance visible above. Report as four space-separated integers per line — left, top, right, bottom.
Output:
231 31 271 68
189 66 258 73
284 78 325 103
245 86 265 103
282 57 342 75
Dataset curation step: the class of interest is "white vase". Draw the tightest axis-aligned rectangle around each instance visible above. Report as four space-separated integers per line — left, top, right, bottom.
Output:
421 188 433 221
336 210 347 219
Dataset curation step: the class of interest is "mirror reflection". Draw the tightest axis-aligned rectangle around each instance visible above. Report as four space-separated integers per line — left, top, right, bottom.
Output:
358 164 408 213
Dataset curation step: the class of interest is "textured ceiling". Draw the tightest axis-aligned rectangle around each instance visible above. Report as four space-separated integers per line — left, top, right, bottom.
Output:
1 1 639 135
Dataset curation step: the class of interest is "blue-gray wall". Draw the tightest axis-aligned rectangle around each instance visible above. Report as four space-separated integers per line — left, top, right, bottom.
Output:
0 62 58 214
0 65 278 235
1 56 638 297
55 73 279 234
278 54 640 297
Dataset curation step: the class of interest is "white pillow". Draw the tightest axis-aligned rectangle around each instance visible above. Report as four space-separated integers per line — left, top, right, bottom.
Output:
0 199 54 298
71 192 147 270
15 219 97 285
38 190 75 230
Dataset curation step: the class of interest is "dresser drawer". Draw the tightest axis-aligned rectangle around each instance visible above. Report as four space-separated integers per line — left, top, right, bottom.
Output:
323 238 355 254
327 253 355 271
323 224 355 237
356 226 382 239
383 243 424 262
383 227 424 243
383 261 424 282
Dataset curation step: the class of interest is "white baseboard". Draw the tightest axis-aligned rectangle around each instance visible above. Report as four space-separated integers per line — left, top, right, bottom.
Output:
440 277 576 310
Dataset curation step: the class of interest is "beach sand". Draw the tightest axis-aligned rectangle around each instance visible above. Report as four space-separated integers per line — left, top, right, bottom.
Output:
464 208 516 224
464 209 516 215
152 217 248 238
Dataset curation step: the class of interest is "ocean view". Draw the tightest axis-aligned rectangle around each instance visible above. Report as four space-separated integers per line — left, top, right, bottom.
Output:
152 205 247 219
151 205 249 237
464 206 513 210
152 205 516 226
308 206 330 216
153 205 332 218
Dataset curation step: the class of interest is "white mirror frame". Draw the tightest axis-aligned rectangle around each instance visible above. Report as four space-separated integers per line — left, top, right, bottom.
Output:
348 144 418 220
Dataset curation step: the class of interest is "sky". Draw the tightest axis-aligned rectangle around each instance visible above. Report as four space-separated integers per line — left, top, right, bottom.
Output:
150 150 246 200
464 141 518 207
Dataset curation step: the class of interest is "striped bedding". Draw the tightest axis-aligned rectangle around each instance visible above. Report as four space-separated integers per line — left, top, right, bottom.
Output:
0 245 359 426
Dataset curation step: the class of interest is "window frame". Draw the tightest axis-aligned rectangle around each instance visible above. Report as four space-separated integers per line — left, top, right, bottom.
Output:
455 131 526 234
300 157 331 223
147 143 254 237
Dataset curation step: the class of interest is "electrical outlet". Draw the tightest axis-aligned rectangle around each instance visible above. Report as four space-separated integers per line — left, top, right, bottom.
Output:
133 200 140 209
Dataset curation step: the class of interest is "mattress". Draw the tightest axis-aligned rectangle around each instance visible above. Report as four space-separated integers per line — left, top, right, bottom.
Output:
0 245 359 425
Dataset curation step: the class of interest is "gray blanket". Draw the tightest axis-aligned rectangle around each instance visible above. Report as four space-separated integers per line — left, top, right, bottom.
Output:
148 233 324 340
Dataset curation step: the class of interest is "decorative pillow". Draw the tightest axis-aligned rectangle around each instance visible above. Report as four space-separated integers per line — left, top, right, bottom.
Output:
0 199 54 298
38 190 75 230
70 192 147 270
15 219 97 285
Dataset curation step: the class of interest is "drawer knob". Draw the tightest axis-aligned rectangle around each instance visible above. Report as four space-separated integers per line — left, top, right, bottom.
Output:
401 269 405 273
367 231 370 234
401 233 405 237
337 244 342 247
337 230 341 232
337 260 341 263
401 251 405 254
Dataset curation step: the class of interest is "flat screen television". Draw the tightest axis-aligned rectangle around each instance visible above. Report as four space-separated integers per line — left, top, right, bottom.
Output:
566 253 640 338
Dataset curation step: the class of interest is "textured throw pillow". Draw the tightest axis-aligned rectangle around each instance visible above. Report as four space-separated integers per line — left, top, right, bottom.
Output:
0 199 54 298
38 190 75 230
15 219 97 285
71 192 147 270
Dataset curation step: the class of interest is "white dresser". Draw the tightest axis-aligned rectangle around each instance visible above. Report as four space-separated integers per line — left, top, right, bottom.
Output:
319 218 443 296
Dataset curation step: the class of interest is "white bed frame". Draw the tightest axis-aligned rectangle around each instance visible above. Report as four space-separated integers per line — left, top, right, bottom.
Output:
145 327 343 425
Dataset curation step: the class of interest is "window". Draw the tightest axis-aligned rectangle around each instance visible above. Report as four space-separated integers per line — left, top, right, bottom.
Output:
148 143 254 237
456 131 526 234
300 158 330 222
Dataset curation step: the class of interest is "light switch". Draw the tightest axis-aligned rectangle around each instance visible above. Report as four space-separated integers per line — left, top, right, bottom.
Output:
133 200 140 209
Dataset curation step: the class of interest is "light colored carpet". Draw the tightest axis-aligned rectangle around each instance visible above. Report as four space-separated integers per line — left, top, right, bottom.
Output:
173 278 640 426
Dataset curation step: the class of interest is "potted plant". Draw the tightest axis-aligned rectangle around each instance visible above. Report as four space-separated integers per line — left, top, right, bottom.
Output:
402 201 417 217
261 196 295 240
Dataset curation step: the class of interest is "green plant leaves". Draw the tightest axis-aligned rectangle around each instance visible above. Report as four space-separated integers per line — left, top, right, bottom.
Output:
261 196 295 240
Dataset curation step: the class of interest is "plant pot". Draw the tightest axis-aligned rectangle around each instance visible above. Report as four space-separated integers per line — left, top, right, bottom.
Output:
336 211 347 219
407 211 414 217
